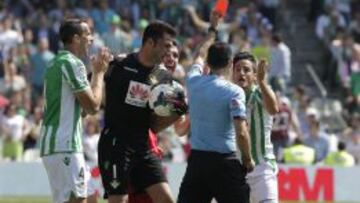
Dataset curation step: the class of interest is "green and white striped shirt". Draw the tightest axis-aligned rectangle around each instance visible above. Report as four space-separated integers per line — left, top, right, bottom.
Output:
40 50 89 156
246 86 276 166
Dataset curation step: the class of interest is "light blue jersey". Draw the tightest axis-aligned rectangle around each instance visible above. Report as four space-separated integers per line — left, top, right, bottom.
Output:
186 64 247 153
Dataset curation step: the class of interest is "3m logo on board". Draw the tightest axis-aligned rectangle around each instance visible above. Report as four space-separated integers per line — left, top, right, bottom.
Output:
278 168 334 201
125 81 150 108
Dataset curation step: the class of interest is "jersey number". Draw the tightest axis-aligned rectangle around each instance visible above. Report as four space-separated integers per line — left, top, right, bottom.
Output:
79 167 84 179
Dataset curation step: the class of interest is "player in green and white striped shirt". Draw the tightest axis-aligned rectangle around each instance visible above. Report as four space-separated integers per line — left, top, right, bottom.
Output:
233 52 279 203
40 19 112 203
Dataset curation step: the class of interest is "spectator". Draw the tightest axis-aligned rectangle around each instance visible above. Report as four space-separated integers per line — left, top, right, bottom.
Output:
243 6 272 46
316 5 346 42
331 32 360 88
324 141 355 167
30 38 55 97
84 17 104 68
351 71 360 109
2 60 26 93
347 133 360 164
350 11 360 43
33 12 59 53
158 0 182 25
22 28 37 56
73 0 93 19
292 85 306 112
0 16 23 60
8 90 26 117
251 33 271 61
291 87 314 138
131 19 149 51
90 0 116 35
283 137 315 165
345 113 360 163
258 0 279 28
23 106 42 152
308 0 324 22
271 94 300 160
101 15 131 55
228 28 251 54
325 0 351 24
304 108 330 163
269 33 291 93
1 104 29 161
48 0 67 27
15 44 31 81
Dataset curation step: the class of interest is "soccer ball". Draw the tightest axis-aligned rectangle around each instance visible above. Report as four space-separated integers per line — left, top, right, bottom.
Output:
149 80 185 117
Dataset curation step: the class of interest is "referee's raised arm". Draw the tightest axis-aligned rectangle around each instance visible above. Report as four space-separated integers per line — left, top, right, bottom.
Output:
193 10 221 66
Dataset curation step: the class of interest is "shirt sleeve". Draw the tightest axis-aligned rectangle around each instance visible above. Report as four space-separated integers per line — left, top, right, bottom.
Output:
229 88 247 119
186 63 204 79
61 59 90 92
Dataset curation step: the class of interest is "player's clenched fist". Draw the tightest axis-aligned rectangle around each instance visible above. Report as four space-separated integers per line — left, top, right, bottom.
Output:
91 47 113 73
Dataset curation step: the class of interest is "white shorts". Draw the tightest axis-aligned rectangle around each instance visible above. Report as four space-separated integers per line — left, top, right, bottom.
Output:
42 153 92 203
85 162 98 197
246 161 278 203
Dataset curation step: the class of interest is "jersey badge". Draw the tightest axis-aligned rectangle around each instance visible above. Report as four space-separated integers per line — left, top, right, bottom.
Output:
110 179 121 189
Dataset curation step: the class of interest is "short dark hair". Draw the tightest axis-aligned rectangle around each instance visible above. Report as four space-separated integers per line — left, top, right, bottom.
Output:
293 137 304 145
59 19 86 45
206 42 232 70
294 85 306 95
233 51 257 72
142 20 177 45
338 142 346 151
271 33 283 43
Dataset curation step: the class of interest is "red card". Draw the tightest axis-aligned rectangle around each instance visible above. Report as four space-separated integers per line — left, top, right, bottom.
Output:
213 0 229 17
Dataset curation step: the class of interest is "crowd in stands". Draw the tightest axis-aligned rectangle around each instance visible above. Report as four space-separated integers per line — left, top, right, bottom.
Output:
313 0 360 115
0 0 359 167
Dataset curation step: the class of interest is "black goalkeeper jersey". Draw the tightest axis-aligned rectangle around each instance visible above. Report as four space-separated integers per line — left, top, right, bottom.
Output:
104 53 154 144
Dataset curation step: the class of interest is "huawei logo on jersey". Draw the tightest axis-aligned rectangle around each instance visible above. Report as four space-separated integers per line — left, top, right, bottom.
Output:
129 83 149 100
125 81 150 108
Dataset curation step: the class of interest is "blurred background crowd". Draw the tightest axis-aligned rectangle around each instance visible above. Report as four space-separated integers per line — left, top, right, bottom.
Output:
0 0 359 167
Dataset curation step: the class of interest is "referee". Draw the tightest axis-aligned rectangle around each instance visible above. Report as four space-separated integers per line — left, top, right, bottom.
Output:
177 11 255 203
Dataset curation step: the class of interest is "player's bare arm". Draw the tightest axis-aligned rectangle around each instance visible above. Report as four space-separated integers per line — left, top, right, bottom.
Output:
233 118 255 172
174 115 190 136
76 47 112 114
257 59 279 115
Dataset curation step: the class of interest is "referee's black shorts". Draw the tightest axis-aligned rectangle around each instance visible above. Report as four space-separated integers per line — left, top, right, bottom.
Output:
177 150 250 203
